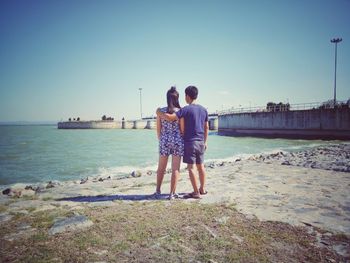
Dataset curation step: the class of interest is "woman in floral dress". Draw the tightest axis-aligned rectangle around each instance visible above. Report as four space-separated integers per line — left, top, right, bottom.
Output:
154 86 184 200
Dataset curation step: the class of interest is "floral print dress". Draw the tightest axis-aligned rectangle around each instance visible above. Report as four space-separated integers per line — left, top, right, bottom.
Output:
159 107 184 156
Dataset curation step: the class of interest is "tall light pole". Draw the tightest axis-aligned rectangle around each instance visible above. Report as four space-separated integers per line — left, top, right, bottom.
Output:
331 37 342 107
138 88 143 119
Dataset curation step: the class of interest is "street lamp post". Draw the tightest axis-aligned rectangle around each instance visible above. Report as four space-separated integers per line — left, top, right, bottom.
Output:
138 88 143 119
330 37 342 107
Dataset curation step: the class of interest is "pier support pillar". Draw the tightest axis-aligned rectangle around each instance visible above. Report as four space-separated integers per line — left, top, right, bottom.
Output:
209 118 218 130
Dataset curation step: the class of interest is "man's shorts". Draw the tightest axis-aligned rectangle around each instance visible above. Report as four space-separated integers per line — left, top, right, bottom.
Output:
183 141 205 164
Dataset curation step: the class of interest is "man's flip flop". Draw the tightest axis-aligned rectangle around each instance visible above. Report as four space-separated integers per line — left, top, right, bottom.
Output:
183 192 201 199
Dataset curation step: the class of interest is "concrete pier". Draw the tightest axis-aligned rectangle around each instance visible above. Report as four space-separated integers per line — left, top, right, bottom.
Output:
218 108 350 140
146 120 156 129
57 121 121 129
58 117 219 130
123 121 134 129
58 119 157 129
132 120 148 129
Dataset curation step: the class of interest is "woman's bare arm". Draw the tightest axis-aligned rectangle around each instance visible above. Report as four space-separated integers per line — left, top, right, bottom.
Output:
156 116 161 140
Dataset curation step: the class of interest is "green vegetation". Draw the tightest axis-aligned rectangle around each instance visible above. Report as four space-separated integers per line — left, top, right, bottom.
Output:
0 201 347 262
20 194 38 201
0 204 7 213
42 196 53 201
26 206 36 213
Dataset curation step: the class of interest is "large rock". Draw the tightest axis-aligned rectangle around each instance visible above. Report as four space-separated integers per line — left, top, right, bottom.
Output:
2 187 35 198
2 188 11 195
80 177 89 184
281 160 291 166
46 181 61 189
131 171 142 177
2 188 22 198
48 215 93 235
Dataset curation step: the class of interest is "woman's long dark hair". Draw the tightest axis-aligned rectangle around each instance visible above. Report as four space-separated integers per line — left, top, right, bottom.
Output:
166 86 181 114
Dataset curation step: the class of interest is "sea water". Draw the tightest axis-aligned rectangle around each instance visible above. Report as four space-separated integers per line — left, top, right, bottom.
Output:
0 125 334 186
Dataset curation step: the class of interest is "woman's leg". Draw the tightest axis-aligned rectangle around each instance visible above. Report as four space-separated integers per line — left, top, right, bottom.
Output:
170 155 181 195
156 155 168 193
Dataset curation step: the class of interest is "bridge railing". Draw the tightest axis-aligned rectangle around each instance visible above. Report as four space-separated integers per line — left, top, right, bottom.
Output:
217 100 349 116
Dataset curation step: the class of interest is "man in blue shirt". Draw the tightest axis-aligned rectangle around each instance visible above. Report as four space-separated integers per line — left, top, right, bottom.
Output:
157 86 209 199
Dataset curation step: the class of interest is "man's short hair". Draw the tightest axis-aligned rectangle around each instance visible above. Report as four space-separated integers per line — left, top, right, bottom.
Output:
185 86 198 100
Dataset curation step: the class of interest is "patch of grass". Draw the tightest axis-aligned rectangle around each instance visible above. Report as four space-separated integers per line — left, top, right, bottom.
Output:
225 250 269 262
22 245 54 263
196 251 216 262
31 214 56 229
332 232 349 241
20 194 38 201
42 196 53 201
29 209 74 229
26 206 36 213
112 240 130 253
132 183 146 188
219 202 237 211
0 201 348 262
0 204 7 213
73 233 96 250
9 211 24 220
30 232 48 242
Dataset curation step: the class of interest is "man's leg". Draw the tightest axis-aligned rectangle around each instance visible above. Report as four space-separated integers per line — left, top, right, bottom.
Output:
196 163 206 194
187 164 199 194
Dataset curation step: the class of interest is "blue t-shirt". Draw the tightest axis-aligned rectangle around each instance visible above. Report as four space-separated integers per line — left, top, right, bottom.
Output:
176 104 208 142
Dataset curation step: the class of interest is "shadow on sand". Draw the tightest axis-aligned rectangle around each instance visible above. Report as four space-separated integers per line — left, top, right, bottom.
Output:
57 193 185 202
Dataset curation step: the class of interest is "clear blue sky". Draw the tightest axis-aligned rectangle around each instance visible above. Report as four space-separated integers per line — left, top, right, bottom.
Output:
0 0 349 121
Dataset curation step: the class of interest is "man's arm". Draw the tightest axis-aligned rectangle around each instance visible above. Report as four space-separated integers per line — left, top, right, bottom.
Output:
179 117 185 136
156 108 178 122
204 121 209 149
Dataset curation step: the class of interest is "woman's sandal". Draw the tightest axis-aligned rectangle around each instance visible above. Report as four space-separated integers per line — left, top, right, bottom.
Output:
199 188 208 195
183 192 201 199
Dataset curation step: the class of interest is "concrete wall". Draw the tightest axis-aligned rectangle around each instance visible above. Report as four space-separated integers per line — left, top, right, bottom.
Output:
218 108 350 140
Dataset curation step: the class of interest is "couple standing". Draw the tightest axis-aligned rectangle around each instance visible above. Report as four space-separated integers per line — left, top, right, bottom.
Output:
155 86 208 200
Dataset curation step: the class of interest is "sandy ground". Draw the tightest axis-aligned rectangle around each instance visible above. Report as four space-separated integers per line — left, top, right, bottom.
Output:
1 143 350 236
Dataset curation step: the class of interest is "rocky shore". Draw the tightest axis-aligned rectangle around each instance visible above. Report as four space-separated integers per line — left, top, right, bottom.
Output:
249 143 350 172
0 142 349 261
